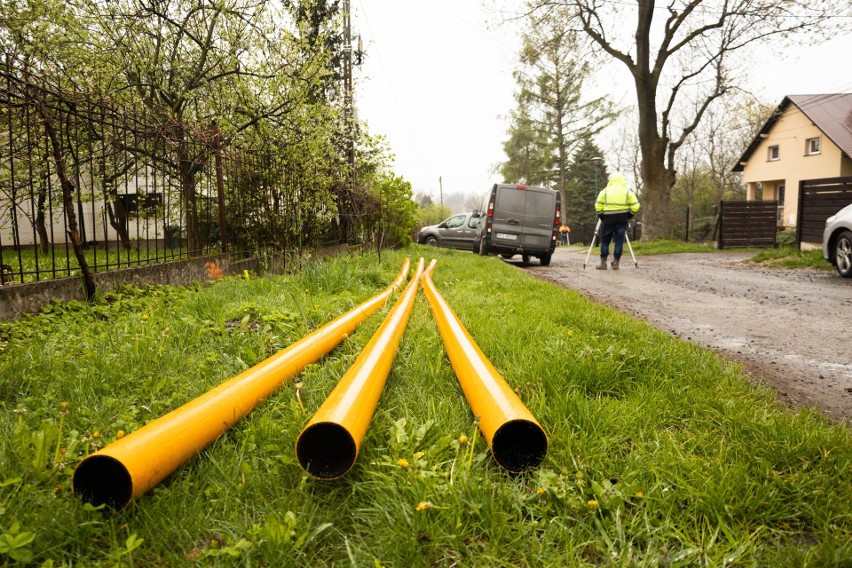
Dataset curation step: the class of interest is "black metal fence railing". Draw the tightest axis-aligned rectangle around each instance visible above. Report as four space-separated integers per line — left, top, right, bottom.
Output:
0 56 346 287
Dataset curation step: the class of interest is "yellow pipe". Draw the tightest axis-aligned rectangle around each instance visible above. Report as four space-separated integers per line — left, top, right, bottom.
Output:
421 260 547 472
296 258 425 479
72 259 411 508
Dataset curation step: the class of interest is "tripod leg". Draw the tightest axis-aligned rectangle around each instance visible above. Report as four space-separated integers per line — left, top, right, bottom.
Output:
624 231 638 268
583 219 601 269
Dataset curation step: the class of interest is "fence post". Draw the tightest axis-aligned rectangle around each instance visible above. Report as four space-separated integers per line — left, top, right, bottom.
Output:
212 123 228 253
685 206 690 242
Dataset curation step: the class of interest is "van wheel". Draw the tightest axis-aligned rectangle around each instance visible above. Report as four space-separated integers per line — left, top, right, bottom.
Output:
500 254 514 259
540 254 552 266
522 253 530 264
479 239 488 256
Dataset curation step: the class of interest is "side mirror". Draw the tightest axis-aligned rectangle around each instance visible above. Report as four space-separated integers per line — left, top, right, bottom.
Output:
472 211 481 218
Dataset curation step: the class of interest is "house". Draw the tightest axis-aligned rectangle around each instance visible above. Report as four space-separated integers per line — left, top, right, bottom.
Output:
733 93 852 229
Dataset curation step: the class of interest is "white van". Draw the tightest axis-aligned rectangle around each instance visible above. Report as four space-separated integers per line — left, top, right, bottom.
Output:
473 184 561 266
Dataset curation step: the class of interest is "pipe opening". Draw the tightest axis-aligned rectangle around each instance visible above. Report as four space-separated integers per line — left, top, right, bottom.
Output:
492 419 548 473
72 455 133 509
296 422 357 480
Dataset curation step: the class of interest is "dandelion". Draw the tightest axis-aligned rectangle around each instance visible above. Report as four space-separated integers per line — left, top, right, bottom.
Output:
537 487 545 495
142 314 149 322
587 499 598 509
416 501 433 512
634 490 644 498
59 401 70 412
567 330 574 338
116 430 126 439
92 431 100 439
397 458 409 469
458 434 468 445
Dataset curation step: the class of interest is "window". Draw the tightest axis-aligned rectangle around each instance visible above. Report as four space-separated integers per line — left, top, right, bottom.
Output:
776 185 785 225
115 193 163 217
467 215 479 229
768 145 780 161
445 215 465 229
806 137 821 155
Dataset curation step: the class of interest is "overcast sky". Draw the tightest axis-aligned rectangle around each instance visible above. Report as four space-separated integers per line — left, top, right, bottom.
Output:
353 1 852 203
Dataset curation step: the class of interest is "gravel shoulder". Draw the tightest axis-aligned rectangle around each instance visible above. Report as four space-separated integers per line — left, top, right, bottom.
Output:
522 246 852 423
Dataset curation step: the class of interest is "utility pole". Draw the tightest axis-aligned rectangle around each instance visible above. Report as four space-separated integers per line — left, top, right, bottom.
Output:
439 176 443 209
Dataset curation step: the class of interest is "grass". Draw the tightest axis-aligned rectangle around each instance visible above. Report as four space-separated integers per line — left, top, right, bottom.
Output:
0 245 207 284
746 247 834 271
1 245 850 566
579 239 836 272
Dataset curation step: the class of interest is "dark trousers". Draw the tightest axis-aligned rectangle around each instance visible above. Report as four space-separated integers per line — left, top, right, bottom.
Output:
600 219 628 260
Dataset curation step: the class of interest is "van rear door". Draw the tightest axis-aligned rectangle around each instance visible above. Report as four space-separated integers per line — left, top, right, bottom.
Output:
490 185 526 246
521 187 558 251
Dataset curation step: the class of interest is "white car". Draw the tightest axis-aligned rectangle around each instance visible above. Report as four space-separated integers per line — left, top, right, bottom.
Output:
823 203 852 278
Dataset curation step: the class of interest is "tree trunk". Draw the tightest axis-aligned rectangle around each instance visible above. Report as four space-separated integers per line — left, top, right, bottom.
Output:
35 184 50 254
105 199 132 250
33 95 96 300
627 0 677 241
177 140 201 253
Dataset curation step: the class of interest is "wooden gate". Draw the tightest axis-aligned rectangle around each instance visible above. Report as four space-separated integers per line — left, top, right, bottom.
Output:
716 200 777 249
797 177 852 245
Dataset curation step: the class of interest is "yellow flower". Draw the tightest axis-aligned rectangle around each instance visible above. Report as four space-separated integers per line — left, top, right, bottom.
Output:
116 430 126 439
567 330 574 337
92 431 100 439
59 401 70 412
634 491 644 498
416 501 433 512
142 314 149 322
458 434 468 445
587 499 598 509
397 458 409 469
243 270 250 281
537 487 545 495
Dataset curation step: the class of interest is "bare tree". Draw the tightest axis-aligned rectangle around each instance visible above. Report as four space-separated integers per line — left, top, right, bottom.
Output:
529 0 846 240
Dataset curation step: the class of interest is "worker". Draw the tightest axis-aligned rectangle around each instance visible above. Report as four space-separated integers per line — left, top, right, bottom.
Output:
559 224 570 246
594 172 640 270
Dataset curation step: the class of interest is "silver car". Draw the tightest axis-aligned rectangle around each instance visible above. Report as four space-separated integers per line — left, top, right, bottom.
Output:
823 203 852 278
417 212 480 250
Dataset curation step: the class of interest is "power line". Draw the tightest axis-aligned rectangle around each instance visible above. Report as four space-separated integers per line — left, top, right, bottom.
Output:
354 0 429 173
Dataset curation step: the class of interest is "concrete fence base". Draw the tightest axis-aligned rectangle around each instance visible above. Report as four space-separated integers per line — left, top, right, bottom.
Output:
0 244 362 321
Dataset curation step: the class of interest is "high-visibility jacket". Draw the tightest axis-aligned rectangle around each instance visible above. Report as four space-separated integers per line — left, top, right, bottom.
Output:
595 173 640 215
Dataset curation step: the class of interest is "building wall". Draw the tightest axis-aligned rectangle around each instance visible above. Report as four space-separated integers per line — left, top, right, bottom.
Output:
742 104 847 228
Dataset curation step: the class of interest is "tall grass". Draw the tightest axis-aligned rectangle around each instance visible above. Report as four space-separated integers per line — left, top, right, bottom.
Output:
1 246 849 566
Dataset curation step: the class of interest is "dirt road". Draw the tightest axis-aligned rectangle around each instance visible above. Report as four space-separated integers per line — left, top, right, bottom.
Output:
522 246 852 423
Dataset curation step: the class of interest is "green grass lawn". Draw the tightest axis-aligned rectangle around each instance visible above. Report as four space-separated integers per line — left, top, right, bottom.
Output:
1 246 849 566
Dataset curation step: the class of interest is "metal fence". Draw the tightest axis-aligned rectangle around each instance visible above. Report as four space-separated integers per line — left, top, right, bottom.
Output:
0 57 346 286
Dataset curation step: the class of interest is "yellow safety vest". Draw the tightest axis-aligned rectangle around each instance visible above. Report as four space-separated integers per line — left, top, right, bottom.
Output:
595 175 640 214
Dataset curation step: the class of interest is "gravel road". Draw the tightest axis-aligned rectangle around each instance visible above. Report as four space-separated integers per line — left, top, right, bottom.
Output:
520 246 852 423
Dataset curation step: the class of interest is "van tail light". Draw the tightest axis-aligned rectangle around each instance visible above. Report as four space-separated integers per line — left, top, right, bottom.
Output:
486 197 494 234
552 204 560 244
